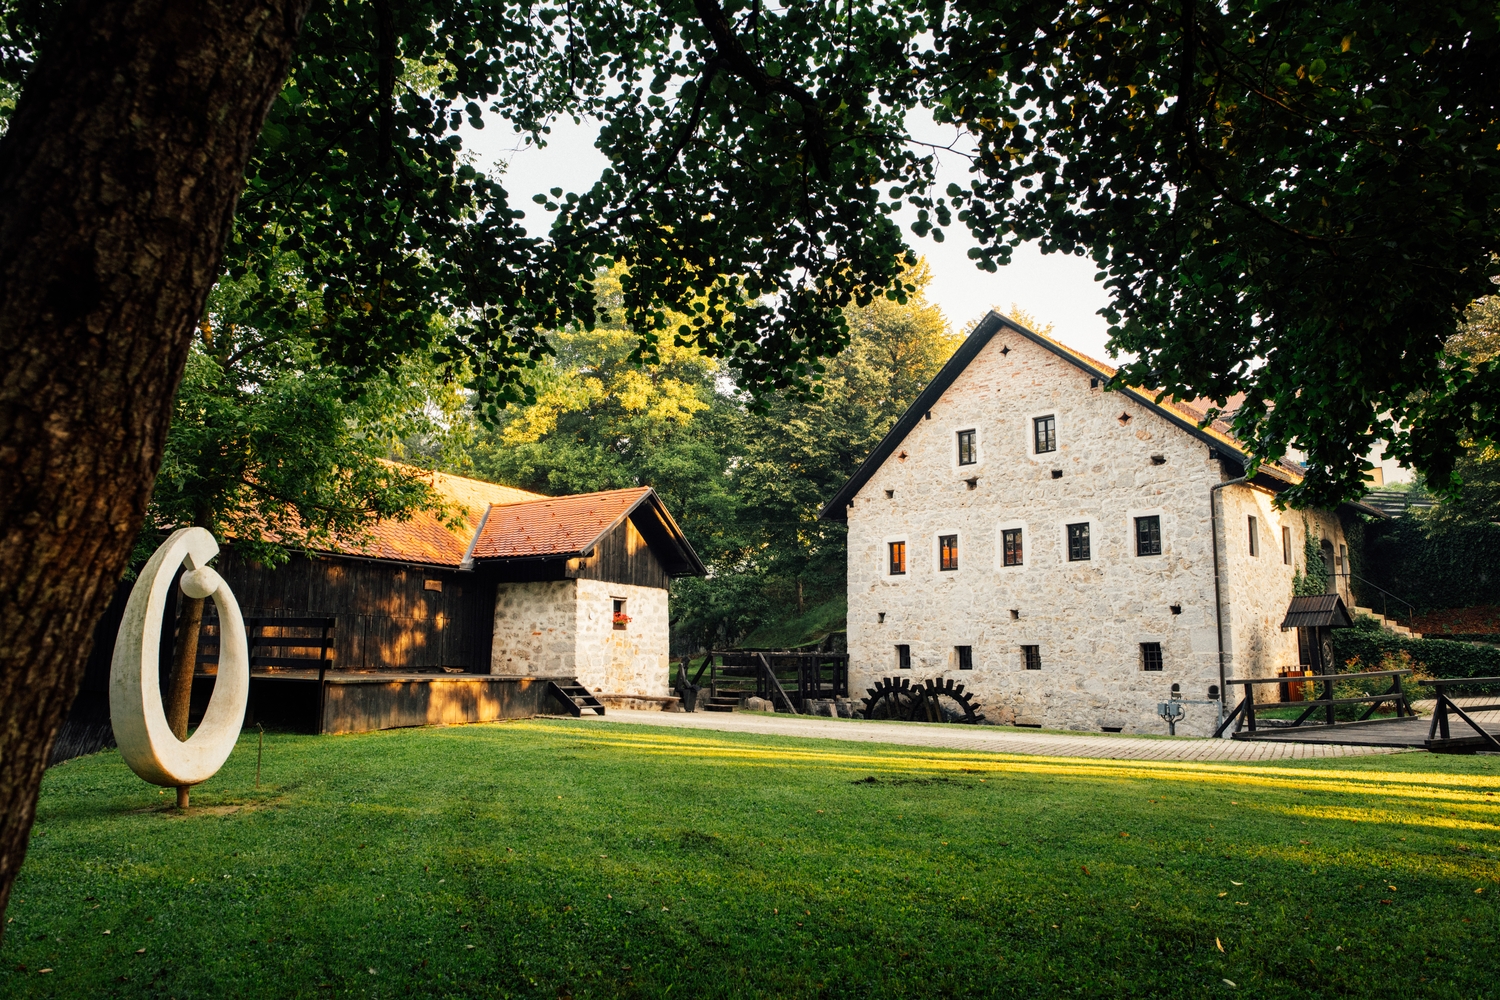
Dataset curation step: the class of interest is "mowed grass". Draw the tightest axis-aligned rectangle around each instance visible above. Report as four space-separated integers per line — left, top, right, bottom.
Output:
3 721 1499 999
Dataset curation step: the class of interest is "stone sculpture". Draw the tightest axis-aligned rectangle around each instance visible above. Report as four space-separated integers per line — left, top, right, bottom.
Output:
109 527 248 805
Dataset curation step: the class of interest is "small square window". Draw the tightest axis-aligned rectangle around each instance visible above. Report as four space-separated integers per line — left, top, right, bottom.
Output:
957 429 977 466
1002 528 1024 567
1135 515 1162 556
888 541 907 575
956 645 973 670
1066 522 1091 561
896 644 911 670
939 534 959 571
1247 516 1259 557
1034 415 1057 454
1282 525 1292 565
1022 645 1041 671
612 598 629 631
1141 642 1163 671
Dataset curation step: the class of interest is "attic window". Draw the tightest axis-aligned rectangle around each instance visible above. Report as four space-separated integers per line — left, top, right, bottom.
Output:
1033 415 1057 454
1089 377 1099 389
957 429 977 466
1119 412 1132 425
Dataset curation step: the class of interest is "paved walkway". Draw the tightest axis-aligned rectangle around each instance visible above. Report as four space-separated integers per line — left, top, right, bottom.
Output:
578 709 1409 762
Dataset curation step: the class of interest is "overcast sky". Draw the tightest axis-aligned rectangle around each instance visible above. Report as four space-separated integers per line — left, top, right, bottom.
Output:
462 111 1119 363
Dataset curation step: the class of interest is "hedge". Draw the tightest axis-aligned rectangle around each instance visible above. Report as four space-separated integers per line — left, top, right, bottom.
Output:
1334 616 1500 681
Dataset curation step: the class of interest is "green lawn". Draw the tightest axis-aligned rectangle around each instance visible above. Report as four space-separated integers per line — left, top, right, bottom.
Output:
3 721 1498 999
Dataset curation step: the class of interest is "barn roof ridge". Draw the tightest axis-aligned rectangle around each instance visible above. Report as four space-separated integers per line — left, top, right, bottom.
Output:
817 311 1375 522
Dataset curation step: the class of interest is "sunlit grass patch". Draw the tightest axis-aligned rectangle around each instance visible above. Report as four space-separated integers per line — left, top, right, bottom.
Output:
2 719 1497 999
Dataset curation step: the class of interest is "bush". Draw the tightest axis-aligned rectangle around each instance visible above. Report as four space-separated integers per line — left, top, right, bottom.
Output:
1334 616 1500 681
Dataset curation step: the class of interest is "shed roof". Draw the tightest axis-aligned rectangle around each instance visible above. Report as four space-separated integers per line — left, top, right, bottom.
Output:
468 486 706 577
819 311 1386 521
1280 594 1354 630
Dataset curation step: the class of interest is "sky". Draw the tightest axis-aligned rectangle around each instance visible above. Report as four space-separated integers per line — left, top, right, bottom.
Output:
461 111 1119 363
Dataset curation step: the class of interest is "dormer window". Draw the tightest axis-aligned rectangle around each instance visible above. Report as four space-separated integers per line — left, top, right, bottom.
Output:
957 429 977 466
1034 415 1057 454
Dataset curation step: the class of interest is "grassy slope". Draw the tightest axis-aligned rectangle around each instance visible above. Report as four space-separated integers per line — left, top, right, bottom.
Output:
738 594 846 650
2 722 1498 999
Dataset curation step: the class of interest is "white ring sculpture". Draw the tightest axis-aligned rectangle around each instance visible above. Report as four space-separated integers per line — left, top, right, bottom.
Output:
109 527 249 786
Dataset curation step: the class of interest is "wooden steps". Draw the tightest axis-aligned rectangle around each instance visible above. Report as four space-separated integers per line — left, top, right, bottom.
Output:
702 694 740 713
546 679 606 717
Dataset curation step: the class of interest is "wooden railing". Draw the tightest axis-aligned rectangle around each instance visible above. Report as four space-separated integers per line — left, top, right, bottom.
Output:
1213 669 1414 738
1419 677 1500 752
674 650 849 712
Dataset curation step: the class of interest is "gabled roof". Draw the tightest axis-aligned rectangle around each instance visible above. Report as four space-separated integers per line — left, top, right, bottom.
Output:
819 311 1382 521
469 486 706 577
350 468 546 566
1281 594 1354 630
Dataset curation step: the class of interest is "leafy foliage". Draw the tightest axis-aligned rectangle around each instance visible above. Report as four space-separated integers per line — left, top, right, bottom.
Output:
925 1 1500 505
445 262 957 649
1336 615 1500 681
1292 525 1329 597
142 270 462 568
1360 515 1500 614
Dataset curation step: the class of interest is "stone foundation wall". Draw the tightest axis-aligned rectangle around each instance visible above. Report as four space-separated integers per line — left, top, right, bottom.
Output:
489 580 577 676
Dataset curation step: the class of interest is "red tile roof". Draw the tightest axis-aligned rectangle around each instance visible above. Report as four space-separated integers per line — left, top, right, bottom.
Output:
324 467 545 567
469 487 654 560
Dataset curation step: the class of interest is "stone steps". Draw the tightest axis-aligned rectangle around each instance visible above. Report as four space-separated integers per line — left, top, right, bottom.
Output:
1353 606 1422 640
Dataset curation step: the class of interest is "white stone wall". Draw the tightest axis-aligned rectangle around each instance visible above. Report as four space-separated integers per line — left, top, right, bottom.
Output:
489 577 670 698
573 578 671 697
845 332 1345 736
490 580 577 675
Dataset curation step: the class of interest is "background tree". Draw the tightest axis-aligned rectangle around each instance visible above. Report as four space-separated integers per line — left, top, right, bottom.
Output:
923 0 1500 506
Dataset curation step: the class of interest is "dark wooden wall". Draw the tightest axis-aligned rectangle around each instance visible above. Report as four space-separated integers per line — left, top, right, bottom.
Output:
218 550 496 673
570 516 670 589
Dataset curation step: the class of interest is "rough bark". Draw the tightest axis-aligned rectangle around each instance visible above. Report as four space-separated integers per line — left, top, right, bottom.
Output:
166 596 205 740
0 0 312 922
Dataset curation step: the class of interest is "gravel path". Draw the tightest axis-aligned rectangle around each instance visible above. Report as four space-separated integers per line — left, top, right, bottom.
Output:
574 709 1409 762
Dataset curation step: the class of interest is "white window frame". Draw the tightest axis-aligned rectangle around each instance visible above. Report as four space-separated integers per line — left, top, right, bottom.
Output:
952 425 983 474
1059 517 1100 564
1023 409 1062 462
995 520 1029 572
1126 507 1168 560
882 535 910 578
933 529 962 574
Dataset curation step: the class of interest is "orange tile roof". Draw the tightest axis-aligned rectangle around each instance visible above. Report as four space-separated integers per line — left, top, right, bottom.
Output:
469 487 654 560
324 466 546 567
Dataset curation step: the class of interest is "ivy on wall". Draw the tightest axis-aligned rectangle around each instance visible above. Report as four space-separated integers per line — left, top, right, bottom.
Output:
1360 518 1500 612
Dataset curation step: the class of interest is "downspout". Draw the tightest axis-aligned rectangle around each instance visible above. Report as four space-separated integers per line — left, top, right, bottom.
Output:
1209 468 1249 735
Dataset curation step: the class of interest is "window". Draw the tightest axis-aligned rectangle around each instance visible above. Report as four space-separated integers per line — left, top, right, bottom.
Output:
1002 528 1024 567
612 598 629 631
1140 642 1163 671
1135 515 1162 556
1282 525 1292 565
896 644 911 670
1022 645 1041 671
956 645 973 670
939 534 959 571
1033 414 1057 454
957 429 977 466
1066 522 1091 561
888 541 907 575
1247 516 1259 557
1338 544 1347 573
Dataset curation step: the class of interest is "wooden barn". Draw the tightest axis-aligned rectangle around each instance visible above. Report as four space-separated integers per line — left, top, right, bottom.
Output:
54 469 704 758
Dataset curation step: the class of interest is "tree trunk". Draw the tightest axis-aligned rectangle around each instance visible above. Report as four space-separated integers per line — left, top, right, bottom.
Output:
166 596 206 739
0 0 311 923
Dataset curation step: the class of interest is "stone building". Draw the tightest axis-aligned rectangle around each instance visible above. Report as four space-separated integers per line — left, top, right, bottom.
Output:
821 312 1380 736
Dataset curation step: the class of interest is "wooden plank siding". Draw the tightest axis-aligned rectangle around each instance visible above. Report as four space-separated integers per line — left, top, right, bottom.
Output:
216 550 496 673
570 516 671 590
